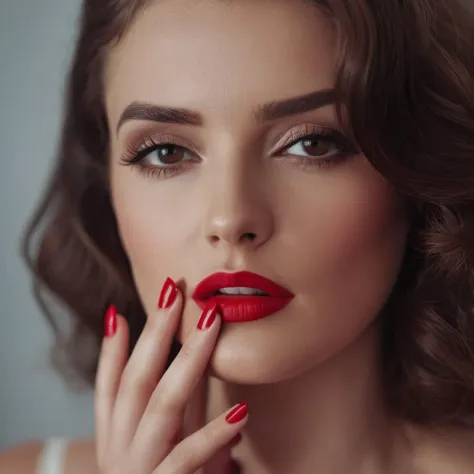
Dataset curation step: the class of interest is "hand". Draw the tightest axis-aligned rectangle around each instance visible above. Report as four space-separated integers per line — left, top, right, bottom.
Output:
94 278 248 474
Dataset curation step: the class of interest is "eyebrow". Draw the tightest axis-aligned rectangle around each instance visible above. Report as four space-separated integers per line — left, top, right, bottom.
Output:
116 89 336 133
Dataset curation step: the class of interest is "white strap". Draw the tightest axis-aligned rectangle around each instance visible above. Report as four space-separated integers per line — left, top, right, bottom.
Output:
36 438 69 474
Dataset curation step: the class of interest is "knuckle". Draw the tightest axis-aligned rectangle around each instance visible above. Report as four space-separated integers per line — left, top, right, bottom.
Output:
177 339 194 360
153 383 186 413
177 333 204 364
145 313 166 336
184 426 220 456
119 369 154 397
199 422 221 447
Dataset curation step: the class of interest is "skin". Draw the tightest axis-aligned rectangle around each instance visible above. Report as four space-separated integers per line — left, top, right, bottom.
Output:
2 0 474 473
104 0 412 472
106 0 409 384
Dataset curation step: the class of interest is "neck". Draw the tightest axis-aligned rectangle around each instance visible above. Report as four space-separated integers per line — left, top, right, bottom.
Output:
207 321 412 474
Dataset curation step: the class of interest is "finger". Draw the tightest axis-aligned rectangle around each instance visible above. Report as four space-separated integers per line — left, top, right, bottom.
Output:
94 306 129 467
202 436 240 474
169 376 208 459
130 306 221 470
154 403 249 474
182 377 208 439
184 376 211 474
195 432 242 474
108 278 182 456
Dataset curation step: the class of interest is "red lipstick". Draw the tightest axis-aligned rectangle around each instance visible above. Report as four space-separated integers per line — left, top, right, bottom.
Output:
192 271 293 323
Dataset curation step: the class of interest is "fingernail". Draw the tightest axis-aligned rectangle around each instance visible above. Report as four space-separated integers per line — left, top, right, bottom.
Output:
104 305 117 337
158 277 177 309
226 403 248 424
197 305 218 330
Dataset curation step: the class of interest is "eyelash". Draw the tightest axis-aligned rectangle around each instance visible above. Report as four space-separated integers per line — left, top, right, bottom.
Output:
120 135 198 179
119 127 359 180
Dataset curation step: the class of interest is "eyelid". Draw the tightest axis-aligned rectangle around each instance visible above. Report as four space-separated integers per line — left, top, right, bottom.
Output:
121 124 348 162
124 132 200 157
271 123 337 153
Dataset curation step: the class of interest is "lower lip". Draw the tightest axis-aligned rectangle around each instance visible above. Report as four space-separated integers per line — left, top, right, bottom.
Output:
193 295 293 323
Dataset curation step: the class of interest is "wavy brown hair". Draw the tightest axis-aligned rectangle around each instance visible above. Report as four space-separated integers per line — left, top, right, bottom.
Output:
22 0 474 426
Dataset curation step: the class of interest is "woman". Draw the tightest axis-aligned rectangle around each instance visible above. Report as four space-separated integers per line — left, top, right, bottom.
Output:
1 0 474 472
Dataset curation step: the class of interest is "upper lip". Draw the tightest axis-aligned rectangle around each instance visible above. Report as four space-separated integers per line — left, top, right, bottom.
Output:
192 271 293 300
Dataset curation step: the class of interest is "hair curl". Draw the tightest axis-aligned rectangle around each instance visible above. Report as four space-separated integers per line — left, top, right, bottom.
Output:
22 0 474 426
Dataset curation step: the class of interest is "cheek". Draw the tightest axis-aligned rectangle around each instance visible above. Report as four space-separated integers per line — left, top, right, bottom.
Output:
110 172 198 309
315 184 407 273
291 162 410 329
241 166 411 380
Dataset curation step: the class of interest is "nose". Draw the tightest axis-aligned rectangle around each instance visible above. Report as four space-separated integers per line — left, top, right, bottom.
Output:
202 168 274 251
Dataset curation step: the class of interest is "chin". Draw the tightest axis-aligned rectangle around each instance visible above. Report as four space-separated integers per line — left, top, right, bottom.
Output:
176 299 382 386
174 305 300 384
204 324 321 385
208 353 300 385
206 312 382 387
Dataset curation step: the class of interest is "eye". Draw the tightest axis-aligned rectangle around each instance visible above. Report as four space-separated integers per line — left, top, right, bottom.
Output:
283 133 344 159
120 135 200 179
138 143 194 167
274 127 359 170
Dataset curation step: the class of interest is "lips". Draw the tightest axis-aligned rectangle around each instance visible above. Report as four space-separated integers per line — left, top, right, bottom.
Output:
192 271 294 323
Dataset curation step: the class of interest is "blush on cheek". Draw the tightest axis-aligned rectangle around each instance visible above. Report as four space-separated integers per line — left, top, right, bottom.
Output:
321 185 409 320
293 173 410 332
111 175 204 316
111 189 177 308
334 197 405 264
316 169 408 267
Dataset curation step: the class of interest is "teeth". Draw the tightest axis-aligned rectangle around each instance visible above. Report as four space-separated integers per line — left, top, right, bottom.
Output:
216 287 268 296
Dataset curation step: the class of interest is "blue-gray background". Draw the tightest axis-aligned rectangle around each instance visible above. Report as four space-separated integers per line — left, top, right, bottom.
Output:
0 0 94 449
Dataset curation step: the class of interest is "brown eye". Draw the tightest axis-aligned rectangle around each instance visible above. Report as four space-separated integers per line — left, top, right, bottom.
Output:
120 135 200 180
300 137 331 157
148 144 188 165
283 134 338 159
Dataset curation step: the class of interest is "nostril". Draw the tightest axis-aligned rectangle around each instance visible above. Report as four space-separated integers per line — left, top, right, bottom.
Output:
241 232 257 242
207 231 258 246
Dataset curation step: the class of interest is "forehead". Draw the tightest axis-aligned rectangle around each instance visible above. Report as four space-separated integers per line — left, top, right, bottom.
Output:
105 0 337 127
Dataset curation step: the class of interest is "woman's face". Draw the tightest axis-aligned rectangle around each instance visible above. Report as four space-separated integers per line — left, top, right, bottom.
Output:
105 0 410 384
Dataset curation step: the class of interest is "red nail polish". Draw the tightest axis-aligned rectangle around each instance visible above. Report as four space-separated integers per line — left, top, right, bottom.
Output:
104 305 117 337
158 277 177 309
226 403 248 424
197 305 218 330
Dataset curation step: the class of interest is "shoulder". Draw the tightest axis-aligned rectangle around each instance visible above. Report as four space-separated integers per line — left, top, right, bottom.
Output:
0 438 98 474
